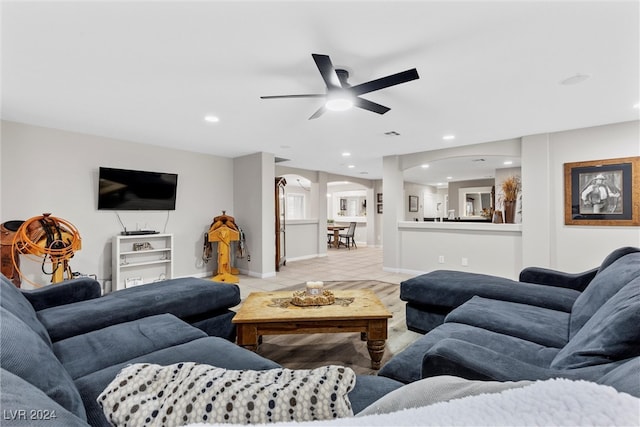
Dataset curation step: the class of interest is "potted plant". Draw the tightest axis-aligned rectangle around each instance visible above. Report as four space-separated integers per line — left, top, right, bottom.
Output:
500 176 521 223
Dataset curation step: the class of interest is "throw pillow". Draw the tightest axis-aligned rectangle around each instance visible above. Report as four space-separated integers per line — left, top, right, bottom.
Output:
97 363 355 425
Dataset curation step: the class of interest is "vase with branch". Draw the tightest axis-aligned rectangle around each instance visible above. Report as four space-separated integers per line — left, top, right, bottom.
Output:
500 176 521 223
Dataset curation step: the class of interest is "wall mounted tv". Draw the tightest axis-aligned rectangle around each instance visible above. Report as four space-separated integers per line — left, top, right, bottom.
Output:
98 167 178 210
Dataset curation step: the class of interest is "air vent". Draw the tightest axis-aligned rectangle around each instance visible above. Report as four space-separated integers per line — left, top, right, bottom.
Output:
471 158 486 162
384 131 400 136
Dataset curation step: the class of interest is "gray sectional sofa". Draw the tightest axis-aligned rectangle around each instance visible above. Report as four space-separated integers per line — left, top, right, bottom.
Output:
2 247 638 426
0 275 402 427
379 246 640 397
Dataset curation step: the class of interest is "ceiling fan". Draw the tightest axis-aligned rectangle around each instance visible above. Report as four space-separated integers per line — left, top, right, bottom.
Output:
260 54 419 120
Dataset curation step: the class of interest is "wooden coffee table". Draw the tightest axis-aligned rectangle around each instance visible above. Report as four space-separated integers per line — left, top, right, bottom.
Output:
232 289 392 369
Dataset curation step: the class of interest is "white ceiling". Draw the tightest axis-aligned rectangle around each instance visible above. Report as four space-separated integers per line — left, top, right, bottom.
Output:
2 1 638 185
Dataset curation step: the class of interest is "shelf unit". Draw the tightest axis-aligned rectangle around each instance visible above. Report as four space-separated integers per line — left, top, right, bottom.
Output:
112 233 173 291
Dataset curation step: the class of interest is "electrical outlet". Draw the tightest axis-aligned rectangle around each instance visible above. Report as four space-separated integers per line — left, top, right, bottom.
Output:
438 255 445 264
461 257 469 266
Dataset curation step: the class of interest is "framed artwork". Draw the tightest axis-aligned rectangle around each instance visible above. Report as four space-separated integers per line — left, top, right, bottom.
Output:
340 198 347 211
377 204 383 214
409 195 419 212
377 193 383 203
564 156 639 226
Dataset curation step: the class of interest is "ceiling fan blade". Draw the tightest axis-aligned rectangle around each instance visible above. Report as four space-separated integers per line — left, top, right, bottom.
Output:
308 106 327 120
350 68 419 96
354 97 390 115
260 94 325 99
312 54 342 90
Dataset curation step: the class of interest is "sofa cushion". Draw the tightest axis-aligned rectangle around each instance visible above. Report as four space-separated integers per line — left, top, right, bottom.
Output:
569 252 640 338
444 296 570 348
98 363 355 425
378 322 560 384
188 309 237 340
74 336 282 427
551 278 640 370
1 369 90 427
358 375 533 416
53 314 208 379
400 271 580 313
0 307 86 420
0 274 52 347
37 277 241 341
22 276 102 311
596 357 640 398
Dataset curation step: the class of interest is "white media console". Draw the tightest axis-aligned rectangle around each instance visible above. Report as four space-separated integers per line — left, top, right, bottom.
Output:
112 233 173 291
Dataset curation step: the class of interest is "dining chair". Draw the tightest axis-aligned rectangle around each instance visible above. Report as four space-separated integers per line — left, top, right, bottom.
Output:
338 222 357 249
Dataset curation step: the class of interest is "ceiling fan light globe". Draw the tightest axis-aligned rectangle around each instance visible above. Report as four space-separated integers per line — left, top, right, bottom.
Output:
325 98 353 111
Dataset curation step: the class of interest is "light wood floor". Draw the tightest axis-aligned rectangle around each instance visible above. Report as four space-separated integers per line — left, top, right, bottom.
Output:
238 246 413 299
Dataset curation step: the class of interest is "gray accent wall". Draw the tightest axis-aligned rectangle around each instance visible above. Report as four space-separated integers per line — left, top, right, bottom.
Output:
1 120 234 289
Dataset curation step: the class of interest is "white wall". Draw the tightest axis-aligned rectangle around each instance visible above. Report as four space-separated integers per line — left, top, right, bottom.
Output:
398 222 522 278
233 152 275 278
1 120 234 289
285 220 320 261
523 120 640 272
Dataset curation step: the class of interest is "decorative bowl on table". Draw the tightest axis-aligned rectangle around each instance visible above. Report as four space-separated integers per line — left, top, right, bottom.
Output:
291 289 335 306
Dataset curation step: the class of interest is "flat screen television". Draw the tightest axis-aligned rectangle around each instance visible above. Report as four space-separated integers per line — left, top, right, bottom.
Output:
98 167 178 210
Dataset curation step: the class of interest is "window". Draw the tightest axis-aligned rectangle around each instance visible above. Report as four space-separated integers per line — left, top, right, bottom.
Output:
287 193 305 219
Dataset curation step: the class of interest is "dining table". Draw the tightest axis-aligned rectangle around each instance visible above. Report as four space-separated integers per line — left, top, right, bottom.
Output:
327 225 347 248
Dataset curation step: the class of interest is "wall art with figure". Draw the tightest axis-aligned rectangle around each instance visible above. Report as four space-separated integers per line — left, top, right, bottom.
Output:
564 156 639 226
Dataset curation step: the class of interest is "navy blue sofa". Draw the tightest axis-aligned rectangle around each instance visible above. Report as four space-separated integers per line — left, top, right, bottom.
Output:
0 274 402 427
400 246 639 335
379 247 640 397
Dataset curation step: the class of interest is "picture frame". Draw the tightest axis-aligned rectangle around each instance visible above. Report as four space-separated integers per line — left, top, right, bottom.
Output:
564 156 639 226
409 195 419 212
377 204 383 214
340 198 347 211
377 193 383 203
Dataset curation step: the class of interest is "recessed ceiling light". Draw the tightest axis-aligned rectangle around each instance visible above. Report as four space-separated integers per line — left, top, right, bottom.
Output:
560 73 590 85
204 115 219 123
347 165 355 169
421 164 430 169
504 160 513 165
442 135 455 140
634 103 640 109
342 152 351 157
446 176 453 180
